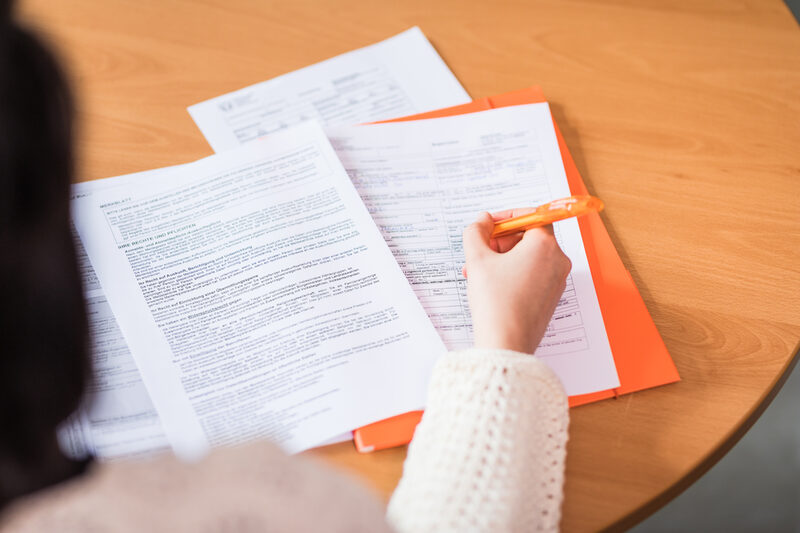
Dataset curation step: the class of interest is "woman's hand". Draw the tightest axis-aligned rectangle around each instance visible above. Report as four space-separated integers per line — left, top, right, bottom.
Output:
462 210 572 354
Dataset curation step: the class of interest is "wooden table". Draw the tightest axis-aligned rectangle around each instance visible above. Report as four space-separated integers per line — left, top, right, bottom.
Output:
20 0 800 530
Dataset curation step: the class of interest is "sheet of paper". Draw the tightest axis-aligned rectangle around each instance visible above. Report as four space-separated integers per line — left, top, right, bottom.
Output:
73 121 445 459
62 170 354 460
188 27 470 152
327 103 620 395
59 169 176 460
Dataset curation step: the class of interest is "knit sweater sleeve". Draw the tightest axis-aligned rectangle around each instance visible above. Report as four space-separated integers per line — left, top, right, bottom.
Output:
386 348 569 533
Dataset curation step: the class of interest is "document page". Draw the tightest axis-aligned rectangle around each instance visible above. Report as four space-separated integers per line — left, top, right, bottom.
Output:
59 169 176 460
62 168 352 460
327 104 620 395
188 27 470 152
74 121 445 459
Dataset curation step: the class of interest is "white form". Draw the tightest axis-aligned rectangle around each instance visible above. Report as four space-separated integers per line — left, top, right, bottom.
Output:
188 27 470 152
59 169 176 460
327 103 620 396
61 169 352 460
73 121 445 459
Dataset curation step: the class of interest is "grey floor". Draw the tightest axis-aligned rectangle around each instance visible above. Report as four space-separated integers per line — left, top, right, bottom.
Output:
787 0 800 22
631 359 800 532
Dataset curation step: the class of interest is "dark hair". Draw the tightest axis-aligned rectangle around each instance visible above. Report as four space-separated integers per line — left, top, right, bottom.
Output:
0 2 91 508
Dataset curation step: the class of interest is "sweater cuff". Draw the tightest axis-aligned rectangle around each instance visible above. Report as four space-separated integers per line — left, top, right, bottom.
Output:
432 347 567 396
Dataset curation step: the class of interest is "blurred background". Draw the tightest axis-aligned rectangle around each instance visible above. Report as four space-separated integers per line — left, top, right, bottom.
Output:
788 0 800 19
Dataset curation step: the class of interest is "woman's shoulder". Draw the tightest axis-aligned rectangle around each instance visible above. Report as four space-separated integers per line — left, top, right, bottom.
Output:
0 440 390 533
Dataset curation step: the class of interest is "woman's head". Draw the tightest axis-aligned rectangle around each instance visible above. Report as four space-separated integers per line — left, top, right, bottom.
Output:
0 0 90 505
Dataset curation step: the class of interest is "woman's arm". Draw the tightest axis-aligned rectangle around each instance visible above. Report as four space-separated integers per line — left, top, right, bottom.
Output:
387 212 572 532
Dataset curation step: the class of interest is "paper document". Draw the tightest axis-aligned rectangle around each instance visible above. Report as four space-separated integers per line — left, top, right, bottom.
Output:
63 169 353 460
189 27 470 152
73 121 445 459
327 103 620 395
59 169 176 460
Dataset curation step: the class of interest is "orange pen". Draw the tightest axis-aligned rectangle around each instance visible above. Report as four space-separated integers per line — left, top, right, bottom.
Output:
491 195 604 238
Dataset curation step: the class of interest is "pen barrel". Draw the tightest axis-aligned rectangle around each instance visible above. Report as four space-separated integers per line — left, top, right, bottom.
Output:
489 195 604 239
491 213 552 238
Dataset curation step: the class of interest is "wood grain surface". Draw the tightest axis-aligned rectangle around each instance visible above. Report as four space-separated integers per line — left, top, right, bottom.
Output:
18 0 800 530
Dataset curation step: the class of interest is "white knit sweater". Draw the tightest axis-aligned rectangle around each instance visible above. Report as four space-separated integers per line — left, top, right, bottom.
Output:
388 349 569 532
0 349 569 532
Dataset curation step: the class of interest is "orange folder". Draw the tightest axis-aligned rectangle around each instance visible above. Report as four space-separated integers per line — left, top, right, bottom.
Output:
352 87 681 453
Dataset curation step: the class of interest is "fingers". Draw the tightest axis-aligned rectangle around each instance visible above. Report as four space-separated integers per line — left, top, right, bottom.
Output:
492 231 524 253
541 223 555 236
489 208 540 252
464 212 559 263
517 227 555 253
516 225 572 278
465 211 555 261
521 223 555 239
462 212 494 263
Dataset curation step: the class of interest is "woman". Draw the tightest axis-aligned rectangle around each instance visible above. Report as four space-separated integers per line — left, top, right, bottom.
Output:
0 5 571 532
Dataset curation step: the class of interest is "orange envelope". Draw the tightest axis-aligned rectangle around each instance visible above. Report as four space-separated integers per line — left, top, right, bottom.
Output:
352 87 680 453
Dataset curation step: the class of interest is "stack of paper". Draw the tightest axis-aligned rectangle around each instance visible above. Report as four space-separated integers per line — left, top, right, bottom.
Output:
62 27 678 462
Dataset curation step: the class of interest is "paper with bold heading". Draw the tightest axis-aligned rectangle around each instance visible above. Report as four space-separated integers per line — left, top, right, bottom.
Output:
188 27 470 152
60 168 176 460
73 121 446 459
327 103 620 395
62 169 352 460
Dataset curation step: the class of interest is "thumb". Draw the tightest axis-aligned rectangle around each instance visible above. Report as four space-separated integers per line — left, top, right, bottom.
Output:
462 212 494 264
